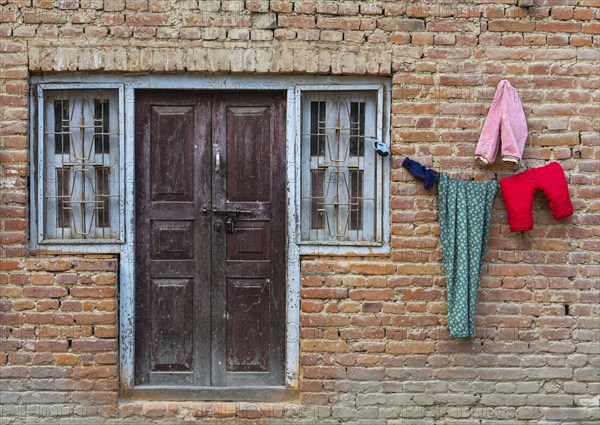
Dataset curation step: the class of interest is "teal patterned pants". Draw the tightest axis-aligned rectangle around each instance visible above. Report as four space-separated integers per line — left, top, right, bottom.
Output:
438 175 499 338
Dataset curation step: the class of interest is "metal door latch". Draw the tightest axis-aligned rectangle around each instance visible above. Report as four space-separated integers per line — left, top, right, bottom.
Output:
212 206 252 215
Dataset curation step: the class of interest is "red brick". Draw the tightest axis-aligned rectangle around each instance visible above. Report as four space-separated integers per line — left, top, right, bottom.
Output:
301 314 349 327
574 9 596 20
426 20 474 32
71 340 117 352
582 22 600 34
22 286 67 298
73 313 116 325
12 300 34 311
56 274 78 285
300 288 347 299
301 340 346 353
126 14 170 26
94 353 117 364
36 300 59 311
94 326 117 338
301 300 324 313
551 7 574 20
56 353 79 365
362 302 382 313
349 289 394 301
278 15 316 28
536 265 578 277
348 262 396 275
536 22 582 33
531 133 580 146
389 341 435 354
94 300 116 312
303 366 346 379
23 12 68 24
72 365 117 379
317 16 361 30
91 273 117 285
378 18 424 32
26 259 73 272
32 352 54 364
0 260 21 271
23 313 55 324
411 32 434 45
485 290 533 302
74 259 117 272
31 273 53 285
271 1 293 13
60 300 82 312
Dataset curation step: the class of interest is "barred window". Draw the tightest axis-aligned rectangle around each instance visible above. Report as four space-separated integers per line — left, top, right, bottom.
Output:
300 90 385 244
36 87 123 243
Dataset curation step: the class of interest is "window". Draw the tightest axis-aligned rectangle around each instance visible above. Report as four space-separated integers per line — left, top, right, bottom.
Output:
34 85 124 244
299 89 388 246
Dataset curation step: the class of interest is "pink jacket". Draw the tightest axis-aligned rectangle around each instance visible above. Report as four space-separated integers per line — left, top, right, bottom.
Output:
475 79 528 166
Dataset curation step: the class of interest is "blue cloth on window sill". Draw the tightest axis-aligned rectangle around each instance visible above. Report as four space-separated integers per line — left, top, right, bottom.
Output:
402 157 440 189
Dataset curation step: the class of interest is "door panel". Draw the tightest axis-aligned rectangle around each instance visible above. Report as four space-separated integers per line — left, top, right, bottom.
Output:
211 92 286 386
135 90 286 388
225 106 271 201
150 279 193 372
135 91 212 386
227 279 270 372
227 221 271 261
150 220 194 260
150 105 195 201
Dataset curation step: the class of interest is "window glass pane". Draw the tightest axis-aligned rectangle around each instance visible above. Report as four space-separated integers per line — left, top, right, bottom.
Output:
310 101 326 156
54 100 70 154
95 166 110 228
349 170 363 230
350 102 365 156
310 169 325 229
56 167 71 228
94 99 110 154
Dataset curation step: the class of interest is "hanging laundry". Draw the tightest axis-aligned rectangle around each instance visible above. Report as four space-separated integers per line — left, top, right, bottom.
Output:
499 162 573 232
402 157 440 189
475 79 528 167
438 175 499 338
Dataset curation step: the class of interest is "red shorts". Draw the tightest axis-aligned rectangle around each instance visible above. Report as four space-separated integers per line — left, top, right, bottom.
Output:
499 162 573 232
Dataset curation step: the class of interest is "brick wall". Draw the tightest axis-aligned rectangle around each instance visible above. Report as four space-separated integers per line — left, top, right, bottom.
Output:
1 0 599 423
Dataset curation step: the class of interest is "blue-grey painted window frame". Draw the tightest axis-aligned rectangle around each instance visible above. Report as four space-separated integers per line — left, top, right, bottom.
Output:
30 82 126 249
295 84 389 252
29 74 391 391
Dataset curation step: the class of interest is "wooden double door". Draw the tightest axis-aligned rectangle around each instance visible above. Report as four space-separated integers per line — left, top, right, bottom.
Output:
134 91 286 387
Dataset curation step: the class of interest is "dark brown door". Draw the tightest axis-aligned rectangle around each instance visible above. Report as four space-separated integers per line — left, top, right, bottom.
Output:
135 91 286 387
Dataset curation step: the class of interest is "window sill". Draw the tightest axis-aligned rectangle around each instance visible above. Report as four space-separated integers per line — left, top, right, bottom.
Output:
298 243 391 256
120 386 300 402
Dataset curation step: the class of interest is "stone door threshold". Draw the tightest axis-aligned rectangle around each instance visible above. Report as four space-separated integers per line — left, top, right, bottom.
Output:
120 386 300 402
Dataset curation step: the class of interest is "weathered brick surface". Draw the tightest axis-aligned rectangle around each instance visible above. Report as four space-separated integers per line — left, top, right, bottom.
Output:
1 0 599 423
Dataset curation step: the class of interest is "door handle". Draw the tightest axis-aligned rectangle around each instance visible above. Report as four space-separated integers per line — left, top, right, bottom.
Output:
215 149 221 174
225 216 235 233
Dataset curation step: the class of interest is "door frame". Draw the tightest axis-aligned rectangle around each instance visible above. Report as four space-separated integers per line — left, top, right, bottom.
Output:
29 74 391 398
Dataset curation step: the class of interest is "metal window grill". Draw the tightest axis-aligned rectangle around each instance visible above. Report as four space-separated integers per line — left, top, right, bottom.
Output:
300 91 382 243
40 89 122 242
